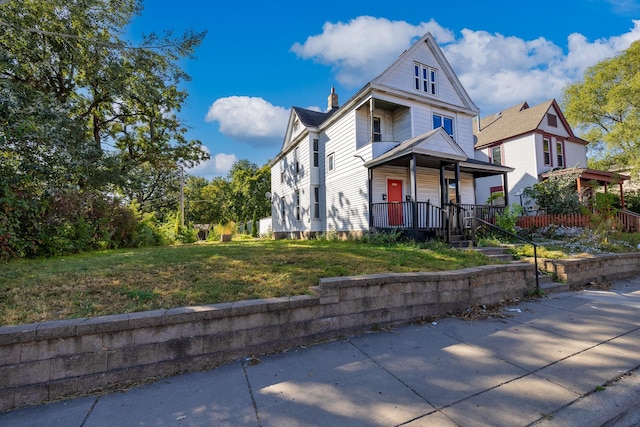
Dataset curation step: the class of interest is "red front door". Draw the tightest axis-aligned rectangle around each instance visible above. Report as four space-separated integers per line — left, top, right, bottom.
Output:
387 179 403 226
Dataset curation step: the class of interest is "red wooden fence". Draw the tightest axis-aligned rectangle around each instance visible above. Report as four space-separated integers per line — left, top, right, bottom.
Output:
517 214 589 229
516 211 640 232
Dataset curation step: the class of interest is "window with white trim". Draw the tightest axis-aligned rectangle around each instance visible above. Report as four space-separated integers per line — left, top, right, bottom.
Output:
414 62 437 95
294 147 299 174
313 139 319 167
543 138 551 166
280 197 286 224
433 114 454 138
372 117 382 142
327 153 334 172
556 141 564 167
295 190 300 221
313 187 320 219
279 159 285 183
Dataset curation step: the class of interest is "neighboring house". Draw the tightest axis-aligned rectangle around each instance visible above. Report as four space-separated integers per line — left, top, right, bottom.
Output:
474 99 629 210
270 33 512 241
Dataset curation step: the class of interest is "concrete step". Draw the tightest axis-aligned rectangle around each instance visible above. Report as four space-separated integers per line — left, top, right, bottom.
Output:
472 246 515 262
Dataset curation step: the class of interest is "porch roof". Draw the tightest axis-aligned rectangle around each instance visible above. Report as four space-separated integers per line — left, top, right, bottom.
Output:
364 129 513 177
539 167 630 185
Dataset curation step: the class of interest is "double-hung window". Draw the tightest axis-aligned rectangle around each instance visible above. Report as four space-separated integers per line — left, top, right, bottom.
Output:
294 147 299 174
433 114 454 138
543 138 551 166
313 187 320 219
372 117 382 142
279 159 285 183
414 63 437 95
327 153 335 172
295 190 300 221
313 139 319 167
491 145 502 166
556 141 564 167
280 197 286 224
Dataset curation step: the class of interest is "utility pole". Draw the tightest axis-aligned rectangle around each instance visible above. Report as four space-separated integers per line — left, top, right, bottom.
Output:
180 166 185 226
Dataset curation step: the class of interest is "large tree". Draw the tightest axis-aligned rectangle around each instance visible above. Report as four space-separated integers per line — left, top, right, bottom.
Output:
563 40 640 172
0 0 208 257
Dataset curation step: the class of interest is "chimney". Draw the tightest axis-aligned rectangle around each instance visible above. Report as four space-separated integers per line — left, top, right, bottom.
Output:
328 86 339 110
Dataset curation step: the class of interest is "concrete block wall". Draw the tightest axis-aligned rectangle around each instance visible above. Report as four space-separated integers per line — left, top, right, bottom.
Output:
0 263 536 411
540 252 640 285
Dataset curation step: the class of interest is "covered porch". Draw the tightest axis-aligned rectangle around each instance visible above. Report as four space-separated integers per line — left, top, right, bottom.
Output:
363 129 513 243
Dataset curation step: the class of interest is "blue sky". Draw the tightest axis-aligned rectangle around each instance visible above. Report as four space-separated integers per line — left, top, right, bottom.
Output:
125 0 640 179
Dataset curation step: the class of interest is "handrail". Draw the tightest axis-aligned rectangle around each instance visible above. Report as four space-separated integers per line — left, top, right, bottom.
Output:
473 216 540 291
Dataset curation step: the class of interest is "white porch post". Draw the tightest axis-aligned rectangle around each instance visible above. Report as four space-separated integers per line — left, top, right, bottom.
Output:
410 154 417 232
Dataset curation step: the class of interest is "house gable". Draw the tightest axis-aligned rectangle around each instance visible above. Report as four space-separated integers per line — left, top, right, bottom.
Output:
474 99 588 149
365 128 467 168
370 33 479 114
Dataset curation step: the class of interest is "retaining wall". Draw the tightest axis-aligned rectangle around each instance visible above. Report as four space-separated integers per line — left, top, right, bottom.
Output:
538 252 640 285
0 262 537 411
6 251 639 412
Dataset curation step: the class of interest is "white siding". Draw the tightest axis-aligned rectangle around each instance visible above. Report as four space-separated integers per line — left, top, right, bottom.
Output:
564 141 587 168
376 42 467 110
324 109 370 233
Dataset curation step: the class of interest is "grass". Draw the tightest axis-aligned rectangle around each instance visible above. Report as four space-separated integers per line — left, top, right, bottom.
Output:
0 239 499 326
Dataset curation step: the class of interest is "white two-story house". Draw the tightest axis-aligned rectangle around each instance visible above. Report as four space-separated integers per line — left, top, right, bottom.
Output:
270 32 512 240
474 99 629 210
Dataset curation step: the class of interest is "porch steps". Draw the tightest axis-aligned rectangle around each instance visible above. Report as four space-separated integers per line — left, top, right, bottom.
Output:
472 246 516 262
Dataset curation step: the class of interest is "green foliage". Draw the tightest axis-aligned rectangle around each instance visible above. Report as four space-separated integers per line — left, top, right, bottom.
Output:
563 40 640 172
495 204 523 234
0 0 208 259
523 171 582 214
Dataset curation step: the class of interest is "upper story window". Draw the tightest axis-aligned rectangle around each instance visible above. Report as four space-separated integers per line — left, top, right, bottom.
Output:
372 117 382 142
556 141 564 167
313 139 319 167
327 153 335 172
414 62 437 95
543 138 551 166
294 147 299 174
433 114 454 138
547 114 558 127
279 159 285 183
491 145 502 166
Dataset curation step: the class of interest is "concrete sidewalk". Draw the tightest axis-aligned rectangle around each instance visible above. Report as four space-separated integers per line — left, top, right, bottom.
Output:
2 277 640 427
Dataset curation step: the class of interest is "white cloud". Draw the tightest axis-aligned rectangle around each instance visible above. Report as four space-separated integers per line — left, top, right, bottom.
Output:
291 17 640 114
445 20 640 113
188 146 237 178
605 0 640 14
291 16 454 88
205 96 289 144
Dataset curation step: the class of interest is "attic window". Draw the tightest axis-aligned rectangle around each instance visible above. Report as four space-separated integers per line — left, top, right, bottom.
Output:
547 114 557 127
414 62 437 95
293 118 300 132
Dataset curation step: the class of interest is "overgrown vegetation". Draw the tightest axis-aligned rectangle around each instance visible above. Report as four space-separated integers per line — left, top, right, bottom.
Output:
0 239 500 326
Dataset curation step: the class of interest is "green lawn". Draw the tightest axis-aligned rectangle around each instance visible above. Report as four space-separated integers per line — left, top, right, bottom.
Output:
0 239 499 326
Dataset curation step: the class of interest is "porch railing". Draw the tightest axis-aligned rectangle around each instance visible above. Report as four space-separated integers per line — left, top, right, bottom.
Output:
370 201 504 237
